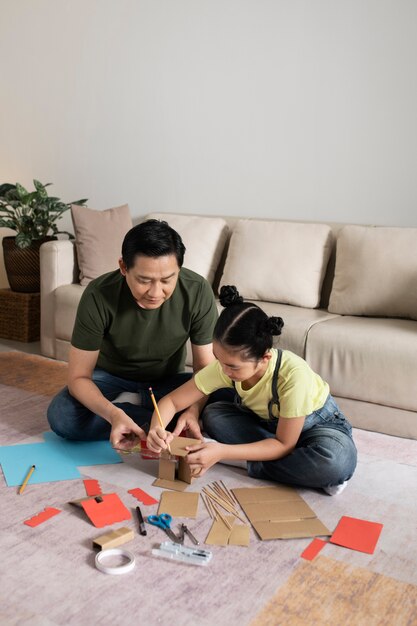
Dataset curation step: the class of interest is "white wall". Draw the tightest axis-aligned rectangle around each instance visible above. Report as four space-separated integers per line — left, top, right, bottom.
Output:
1 0 416 265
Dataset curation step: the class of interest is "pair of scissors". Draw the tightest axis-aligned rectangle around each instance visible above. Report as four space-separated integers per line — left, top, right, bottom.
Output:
147 513 181 543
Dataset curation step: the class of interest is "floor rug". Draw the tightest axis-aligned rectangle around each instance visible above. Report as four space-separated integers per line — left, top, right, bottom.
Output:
0 352 416 625
0 351 68 396
251 555 417 626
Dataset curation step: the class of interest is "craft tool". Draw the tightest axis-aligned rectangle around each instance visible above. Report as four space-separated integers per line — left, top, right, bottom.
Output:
152 541 212 566
181 523 199 545
19 464 36 494
149 387 172 454
147 513 181 543
136 505 147 536
95 548 136 575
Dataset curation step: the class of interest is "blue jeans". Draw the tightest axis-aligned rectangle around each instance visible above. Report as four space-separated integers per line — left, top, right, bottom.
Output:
201 394 357 489
47 369 194 441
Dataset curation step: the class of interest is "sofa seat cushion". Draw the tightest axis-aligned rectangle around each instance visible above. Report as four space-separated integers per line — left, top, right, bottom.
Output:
146 213 229 285
234 301 340 358
55 284 85 342
306 316 417 412
220 219 333 308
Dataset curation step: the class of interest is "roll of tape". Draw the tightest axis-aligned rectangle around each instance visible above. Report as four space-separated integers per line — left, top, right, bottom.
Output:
95 548 136 575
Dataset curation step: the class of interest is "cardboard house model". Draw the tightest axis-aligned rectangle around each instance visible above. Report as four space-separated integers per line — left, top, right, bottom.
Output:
153 435 201 491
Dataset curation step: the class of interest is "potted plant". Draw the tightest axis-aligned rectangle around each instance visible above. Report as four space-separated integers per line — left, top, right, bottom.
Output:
0 180 87 292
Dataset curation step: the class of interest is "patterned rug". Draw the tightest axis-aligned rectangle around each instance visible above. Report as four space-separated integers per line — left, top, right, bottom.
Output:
0 352 416 626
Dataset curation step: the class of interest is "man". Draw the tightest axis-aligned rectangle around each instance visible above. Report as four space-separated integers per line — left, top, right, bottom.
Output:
47 219 218 450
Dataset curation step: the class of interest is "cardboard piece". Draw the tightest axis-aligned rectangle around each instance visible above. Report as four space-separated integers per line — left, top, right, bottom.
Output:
157 490 199 518
92 526 134 550
330 515 384 554
83 479 102 496
232 486 331 540
128 487 158 505
80 493 131 528
24 507 61 527
229 524 251 547
153 436 201 491
301 538 327 561
205 516 235 546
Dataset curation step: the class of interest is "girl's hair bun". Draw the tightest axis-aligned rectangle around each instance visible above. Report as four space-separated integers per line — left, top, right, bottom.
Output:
219 285 243 307
259 316 284 336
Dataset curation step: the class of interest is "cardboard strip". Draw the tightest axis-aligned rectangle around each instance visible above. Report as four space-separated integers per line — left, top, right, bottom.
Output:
92 526 134 550
128 487 158 505
24 507 61 527
83 479 102 496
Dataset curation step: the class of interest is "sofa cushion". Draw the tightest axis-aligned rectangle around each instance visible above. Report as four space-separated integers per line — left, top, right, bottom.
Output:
220 220 333 308
328 225 417 320
146 213 229 285
71 204 133 286
306 316 417 413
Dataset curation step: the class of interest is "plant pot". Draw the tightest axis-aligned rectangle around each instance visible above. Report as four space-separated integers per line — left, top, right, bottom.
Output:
2 236 55 293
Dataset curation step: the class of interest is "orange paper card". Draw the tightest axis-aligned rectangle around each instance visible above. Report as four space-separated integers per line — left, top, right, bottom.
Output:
81 493 131 528
301 538 327 561
128 488 158 505
330 516 383 554
24 507 61 527
83 479 102 496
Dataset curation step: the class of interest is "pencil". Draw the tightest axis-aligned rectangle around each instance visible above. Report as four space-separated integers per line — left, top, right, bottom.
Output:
149 387 172 454
19 464 36 495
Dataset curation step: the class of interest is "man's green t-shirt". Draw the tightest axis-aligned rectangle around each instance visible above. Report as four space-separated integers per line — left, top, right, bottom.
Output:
71 268 217 381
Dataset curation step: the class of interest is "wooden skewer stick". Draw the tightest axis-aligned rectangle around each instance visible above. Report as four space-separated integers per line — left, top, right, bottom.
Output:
211 502 233 530
149 387 172 454
203 488 247 524
213 481 235 507
219 480 239 506
201 494 215 520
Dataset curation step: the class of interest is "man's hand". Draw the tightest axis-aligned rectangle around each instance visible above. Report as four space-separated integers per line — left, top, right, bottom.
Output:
109 407 146 450
185 441 223 477
171 408 203 440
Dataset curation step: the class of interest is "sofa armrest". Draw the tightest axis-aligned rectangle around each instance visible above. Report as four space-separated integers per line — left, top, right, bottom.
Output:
40 240 78 358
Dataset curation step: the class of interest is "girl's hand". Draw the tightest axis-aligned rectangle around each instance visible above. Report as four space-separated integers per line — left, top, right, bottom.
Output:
185 442 223 477
171 409 203 440
109 408 146 450
147 426 173 454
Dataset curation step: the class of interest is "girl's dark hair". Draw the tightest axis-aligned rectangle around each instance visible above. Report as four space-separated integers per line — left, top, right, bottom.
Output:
121 219 186 269
214 285 284 360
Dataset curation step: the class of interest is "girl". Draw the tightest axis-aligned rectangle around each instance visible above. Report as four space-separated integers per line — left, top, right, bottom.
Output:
147 286 357 495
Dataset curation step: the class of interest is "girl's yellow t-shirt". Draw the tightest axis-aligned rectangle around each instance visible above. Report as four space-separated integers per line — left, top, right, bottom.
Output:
194 348 329 419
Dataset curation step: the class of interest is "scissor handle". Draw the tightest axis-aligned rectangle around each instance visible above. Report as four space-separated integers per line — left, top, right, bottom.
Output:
148 513 172 528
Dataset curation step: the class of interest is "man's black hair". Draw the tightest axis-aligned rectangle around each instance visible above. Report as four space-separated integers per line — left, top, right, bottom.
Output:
121 219 186 269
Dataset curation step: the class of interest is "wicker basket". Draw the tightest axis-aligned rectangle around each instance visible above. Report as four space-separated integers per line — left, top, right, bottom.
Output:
0 289 40 342
2 236 54 293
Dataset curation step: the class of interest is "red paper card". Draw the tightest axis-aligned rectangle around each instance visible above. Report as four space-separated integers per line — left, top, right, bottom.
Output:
301 538 327 561
83 479 102 496
330 516 383 554
24 507 61 527
128 488 158 506
81 493 131 528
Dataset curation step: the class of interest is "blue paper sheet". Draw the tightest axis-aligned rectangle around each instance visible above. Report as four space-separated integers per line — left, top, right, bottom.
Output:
42 431 122 466
0 432 122 487
0 441 81 486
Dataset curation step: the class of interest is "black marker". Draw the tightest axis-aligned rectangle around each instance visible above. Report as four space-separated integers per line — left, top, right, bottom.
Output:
136 506 147 536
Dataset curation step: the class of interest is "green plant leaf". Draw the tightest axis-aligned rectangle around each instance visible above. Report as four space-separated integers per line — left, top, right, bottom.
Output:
15 232 32 249
15 183 29 200
33 179 48 199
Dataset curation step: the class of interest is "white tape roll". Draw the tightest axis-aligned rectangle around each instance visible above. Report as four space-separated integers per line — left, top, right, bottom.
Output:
95 548 136 575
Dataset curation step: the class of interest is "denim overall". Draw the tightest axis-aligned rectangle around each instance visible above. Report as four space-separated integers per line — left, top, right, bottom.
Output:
201 350 357 489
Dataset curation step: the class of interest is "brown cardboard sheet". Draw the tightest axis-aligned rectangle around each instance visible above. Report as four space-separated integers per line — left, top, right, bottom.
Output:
169 435 201 457
158 490 200 518
153 478 189 492
205 516 235 545
228 524 251 547
232 486 330 540
92 527 134 550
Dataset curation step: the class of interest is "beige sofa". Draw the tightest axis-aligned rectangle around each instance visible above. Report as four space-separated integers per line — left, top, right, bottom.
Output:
40 212 417 440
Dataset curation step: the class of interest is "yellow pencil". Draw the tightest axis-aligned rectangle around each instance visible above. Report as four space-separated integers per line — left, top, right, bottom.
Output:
149 387 172 454
19 464 36 495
